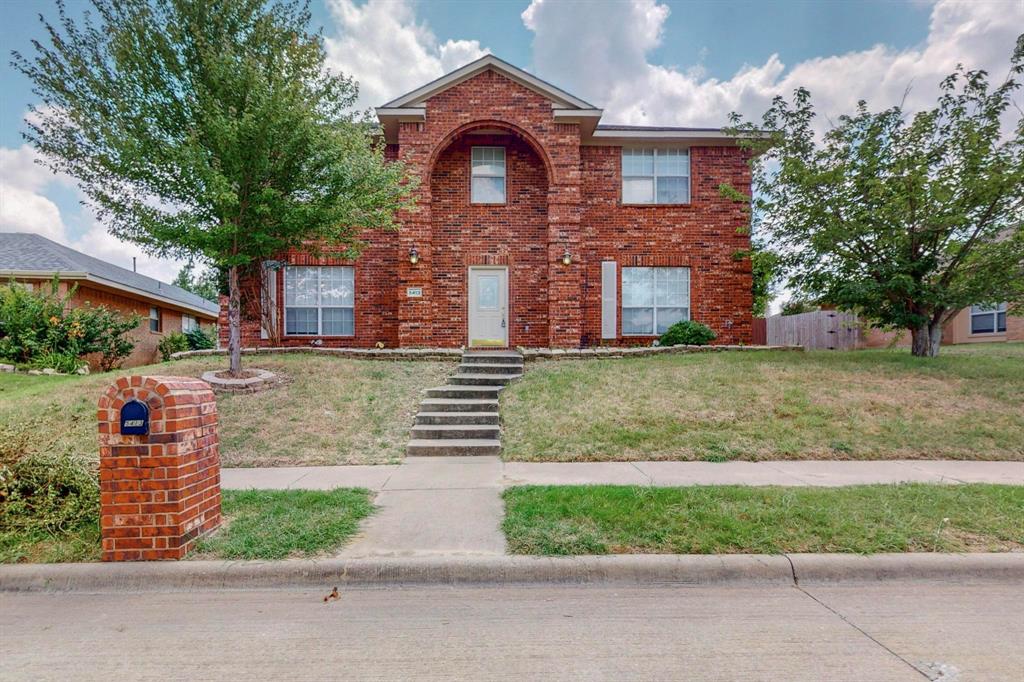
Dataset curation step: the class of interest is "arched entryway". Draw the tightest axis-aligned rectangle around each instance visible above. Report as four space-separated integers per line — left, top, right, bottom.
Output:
427 122 551 347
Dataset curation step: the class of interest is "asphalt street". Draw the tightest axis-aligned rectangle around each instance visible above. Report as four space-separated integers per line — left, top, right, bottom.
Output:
2 581 1021 680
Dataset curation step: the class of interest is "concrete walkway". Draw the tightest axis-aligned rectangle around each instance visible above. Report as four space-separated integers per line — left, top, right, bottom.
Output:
222 458 1024 491
221 459 1024 559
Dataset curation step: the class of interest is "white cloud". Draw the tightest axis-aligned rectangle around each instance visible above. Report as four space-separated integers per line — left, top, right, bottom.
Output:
323 0 489 109
0 143 186 283
0 182 67 242
522 0 1024 128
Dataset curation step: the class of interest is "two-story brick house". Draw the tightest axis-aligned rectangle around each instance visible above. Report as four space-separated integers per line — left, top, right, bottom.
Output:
229 55 753 349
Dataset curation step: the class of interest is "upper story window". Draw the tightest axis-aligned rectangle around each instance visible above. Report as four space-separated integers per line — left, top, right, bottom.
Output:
149 307 162 333
622 148 690 204
622 267 690 335
970 303 1007 334
471 147 506 204
284 265 354 337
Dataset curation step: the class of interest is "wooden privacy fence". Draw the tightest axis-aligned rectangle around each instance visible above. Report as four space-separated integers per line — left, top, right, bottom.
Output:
765 311 861 350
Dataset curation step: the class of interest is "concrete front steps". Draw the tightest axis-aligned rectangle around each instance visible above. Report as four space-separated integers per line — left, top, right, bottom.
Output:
407 350 523 457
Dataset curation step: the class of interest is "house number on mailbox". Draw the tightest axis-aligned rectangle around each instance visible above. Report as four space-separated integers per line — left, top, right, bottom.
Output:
120 399 150 435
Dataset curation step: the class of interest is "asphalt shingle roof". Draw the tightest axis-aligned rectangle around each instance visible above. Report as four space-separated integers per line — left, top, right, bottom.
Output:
0 232 219 316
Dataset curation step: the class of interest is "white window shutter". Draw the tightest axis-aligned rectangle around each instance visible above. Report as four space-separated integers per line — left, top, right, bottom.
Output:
601 261 617 339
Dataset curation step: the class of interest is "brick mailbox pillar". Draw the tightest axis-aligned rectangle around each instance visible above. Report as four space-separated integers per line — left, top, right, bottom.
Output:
97 376 222 561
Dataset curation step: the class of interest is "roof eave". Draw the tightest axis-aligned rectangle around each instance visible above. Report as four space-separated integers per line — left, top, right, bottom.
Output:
0 269 219 317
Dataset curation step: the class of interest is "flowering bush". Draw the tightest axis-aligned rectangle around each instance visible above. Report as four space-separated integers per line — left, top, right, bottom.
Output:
0 278 139 371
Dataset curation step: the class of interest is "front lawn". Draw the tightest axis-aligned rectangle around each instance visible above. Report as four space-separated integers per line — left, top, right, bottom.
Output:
502 484 1024 555
500 343 1024 461
0 488 374 563
0 354 452 467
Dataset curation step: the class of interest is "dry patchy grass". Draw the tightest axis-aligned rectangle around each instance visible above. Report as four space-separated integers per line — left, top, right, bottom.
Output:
0 354 452 467
500 344 1024 462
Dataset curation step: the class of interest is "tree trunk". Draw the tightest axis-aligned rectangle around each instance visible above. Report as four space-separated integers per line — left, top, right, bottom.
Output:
910 321 943 357
227 265 242 377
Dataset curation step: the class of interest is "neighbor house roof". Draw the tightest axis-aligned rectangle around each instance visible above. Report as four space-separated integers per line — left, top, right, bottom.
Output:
0 232 219 317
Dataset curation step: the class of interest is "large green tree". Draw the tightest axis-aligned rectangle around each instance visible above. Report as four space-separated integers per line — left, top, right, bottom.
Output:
172 262 222 303
14 0 414 375
728 35 1024 356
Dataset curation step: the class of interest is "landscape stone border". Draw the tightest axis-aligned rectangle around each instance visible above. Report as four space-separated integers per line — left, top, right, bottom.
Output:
520 344 802 362
200 368 277 393
170 344 801 363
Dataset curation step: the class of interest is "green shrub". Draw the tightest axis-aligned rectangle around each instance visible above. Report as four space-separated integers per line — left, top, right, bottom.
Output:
158 331 191 361
659 320 717 346
0 420 99 536
0 278 139 370
185 325 216 350
29 351 85 374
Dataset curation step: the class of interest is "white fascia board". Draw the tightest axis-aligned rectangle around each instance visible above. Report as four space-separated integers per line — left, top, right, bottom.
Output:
552 109 603 120
593 129 731 139
374 107 426 120
0 269 217 318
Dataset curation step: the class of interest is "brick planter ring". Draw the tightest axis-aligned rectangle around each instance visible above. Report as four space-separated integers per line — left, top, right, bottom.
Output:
97 376 222 561
200 368 276 393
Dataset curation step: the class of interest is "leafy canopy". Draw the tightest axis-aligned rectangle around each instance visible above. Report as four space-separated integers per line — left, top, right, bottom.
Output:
728 35 1024 346
13 0 414 268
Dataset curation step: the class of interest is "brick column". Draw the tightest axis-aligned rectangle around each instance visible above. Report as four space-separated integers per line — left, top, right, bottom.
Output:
97 376 222 561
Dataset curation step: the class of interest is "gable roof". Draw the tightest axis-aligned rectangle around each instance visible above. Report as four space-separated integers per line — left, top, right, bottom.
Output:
0 232 219 317
380 54 599 111
375 55 744 146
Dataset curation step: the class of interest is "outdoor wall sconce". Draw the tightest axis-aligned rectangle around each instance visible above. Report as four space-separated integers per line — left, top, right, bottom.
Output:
409 248 420 265
561 249 572 266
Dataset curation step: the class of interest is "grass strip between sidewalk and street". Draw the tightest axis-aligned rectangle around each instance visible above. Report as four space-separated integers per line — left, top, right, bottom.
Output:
502 484 1024 555
193 488 375 560
0 488 375 564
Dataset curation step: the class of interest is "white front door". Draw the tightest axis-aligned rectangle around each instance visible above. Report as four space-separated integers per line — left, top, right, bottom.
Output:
468 267 508 347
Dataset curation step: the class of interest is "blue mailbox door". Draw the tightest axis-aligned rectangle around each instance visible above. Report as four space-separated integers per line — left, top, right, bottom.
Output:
120 399 150 435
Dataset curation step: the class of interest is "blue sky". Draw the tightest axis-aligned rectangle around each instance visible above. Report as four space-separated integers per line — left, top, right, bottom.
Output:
0 0 1019 285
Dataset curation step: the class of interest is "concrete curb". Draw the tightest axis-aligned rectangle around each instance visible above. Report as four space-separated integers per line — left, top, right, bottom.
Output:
1 554 1020 593
788 552 1024 584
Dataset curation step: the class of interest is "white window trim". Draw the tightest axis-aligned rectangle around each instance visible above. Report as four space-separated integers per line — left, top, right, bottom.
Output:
471 146 506 205
622 147 691 205
284 266 355 337
969 303 1007 335
621 266 691 336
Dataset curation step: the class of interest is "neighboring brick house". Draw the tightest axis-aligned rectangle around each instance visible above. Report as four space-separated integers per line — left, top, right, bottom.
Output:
0 233 219 368
230 55 754 350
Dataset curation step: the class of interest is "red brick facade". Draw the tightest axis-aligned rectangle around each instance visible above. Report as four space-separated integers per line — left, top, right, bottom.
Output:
228 62 753 349
97 376 222 561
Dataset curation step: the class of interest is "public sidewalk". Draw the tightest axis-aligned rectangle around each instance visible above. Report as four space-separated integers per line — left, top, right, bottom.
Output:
220 458 1024 559
221 458 1024 492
